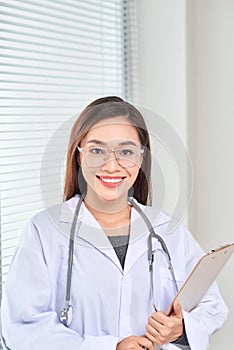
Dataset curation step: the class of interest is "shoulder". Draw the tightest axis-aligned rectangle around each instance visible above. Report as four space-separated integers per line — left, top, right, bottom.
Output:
131 199 172 228
31 202 63 225
22 197 79 247
133 199 199 247
135 202 204 267
31 196 78 226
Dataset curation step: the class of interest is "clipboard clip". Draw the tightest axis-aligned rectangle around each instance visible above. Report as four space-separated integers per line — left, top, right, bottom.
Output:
211 243 233 253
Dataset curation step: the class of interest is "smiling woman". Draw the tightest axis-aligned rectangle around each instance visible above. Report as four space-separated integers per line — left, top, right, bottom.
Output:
0 96 229 350
64 96 152 206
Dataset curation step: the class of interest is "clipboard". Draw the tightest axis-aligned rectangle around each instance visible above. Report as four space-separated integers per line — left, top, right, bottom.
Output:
166 242 234 315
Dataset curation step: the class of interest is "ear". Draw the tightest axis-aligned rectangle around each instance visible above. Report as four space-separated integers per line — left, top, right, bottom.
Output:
76 148 83 166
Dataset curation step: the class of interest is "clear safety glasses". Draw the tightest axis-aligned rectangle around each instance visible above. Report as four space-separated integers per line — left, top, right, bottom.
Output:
78 145 144 168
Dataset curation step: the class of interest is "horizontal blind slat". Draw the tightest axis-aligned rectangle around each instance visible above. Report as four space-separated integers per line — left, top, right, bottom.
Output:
0 0 121 23
0 0 130 307
0 7 121 34
0 21 122 45
0 46 121 65
0 52 121 67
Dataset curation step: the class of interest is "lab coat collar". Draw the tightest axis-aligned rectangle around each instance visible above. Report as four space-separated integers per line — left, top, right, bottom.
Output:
59 196 170 227
59 196 171 273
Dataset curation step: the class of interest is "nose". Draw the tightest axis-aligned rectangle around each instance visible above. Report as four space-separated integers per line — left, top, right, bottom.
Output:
100 151 121 171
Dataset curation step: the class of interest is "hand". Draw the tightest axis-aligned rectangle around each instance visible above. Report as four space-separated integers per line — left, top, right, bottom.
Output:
116 335 154 350
145 299 183 345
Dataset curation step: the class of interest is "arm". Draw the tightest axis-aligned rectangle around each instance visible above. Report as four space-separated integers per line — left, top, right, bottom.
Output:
0 221 119 350
146 224 229 350
182 289 228 350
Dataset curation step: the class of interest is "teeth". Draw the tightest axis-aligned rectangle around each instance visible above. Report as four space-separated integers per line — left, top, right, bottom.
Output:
100 177 122 183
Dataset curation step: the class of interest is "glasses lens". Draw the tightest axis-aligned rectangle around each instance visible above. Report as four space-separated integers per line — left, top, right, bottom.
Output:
116 146 142 168
85 146 106 167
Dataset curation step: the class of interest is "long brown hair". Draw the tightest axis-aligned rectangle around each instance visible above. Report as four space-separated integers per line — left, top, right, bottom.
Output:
64 96 152 205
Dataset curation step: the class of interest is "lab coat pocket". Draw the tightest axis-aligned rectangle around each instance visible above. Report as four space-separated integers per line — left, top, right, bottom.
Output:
158 267 187 311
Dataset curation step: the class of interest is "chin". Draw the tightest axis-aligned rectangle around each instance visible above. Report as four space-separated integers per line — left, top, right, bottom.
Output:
97 187 130 204
87 181 130 206
99 191 122 203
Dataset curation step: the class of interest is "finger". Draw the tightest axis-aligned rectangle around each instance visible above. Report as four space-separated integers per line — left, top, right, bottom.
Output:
147 316 166 340
145 322 162 344
145 343 155 350
146 322 160 336
150 311 167 324
145 330 161 345
172 299 183 317
138 336 153 349
148 345 156 350
150 312 167 327
173 299 181 312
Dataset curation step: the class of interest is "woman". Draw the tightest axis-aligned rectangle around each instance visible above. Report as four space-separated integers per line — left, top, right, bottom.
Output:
1 96 228 349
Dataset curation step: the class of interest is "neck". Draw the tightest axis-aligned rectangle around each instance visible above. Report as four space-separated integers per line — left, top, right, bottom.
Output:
84 189 129 214
84 193 131 229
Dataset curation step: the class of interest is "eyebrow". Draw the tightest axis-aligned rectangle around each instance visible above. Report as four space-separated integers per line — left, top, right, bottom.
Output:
86 139 138 147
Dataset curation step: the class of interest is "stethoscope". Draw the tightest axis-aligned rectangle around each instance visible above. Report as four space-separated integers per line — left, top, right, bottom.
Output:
59 196 179 327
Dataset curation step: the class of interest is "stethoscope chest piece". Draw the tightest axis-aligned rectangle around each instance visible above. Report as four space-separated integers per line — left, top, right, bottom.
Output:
60 304 73 326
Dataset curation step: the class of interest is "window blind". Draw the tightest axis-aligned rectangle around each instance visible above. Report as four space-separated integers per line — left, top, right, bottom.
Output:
0 0 136 311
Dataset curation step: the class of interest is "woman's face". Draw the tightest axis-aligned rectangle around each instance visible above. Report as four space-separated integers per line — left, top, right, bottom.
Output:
79 116 143 206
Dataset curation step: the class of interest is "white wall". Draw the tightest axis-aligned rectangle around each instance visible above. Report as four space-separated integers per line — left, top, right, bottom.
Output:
135 0 234 349
187 1 234 349
135 0 189 221
135 0 187 142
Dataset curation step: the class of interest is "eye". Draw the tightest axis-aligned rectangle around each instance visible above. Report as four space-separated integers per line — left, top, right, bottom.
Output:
89 147 106 155
119 148 135 156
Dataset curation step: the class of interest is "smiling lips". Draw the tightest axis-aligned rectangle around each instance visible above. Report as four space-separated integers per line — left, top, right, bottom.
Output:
96 175 126 188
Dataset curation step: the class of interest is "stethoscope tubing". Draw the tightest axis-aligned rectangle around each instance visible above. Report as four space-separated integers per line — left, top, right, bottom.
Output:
60 196 179 326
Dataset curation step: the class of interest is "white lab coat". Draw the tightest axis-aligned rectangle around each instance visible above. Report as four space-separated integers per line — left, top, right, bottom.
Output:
0 196 228 350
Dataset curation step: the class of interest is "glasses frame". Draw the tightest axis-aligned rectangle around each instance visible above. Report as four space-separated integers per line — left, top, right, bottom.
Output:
77 144 145 168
